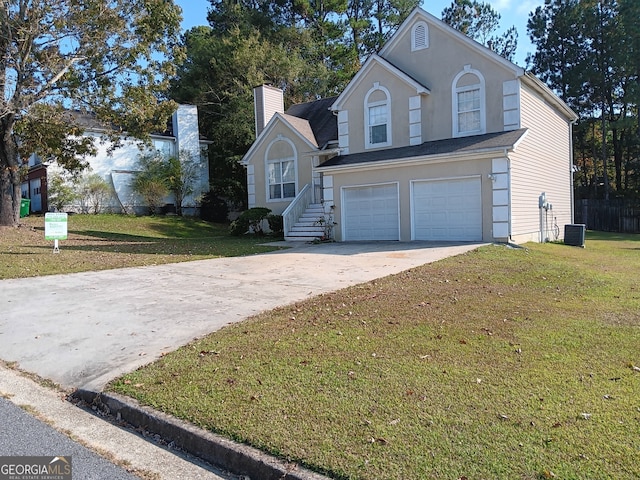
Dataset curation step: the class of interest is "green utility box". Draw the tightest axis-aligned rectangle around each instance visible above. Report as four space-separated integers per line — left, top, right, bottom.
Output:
20 198 30 217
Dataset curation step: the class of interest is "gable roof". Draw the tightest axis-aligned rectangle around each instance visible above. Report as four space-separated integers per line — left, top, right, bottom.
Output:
240 101 337 166
379 7 524 76
65 106 213 142
285 96 338 148
281 114 318 147
318 129 528 170
330 54 431 111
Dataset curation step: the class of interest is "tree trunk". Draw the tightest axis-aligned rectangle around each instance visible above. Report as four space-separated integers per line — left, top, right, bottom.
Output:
0 116 21 227
611 127 623 192
0 167 20 226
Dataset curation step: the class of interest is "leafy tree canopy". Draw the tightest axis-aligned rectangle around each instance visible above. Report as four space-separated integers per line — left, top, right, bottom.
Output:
442 0 518 62
527 0 640 198
0 0 184 225
171 0 419 205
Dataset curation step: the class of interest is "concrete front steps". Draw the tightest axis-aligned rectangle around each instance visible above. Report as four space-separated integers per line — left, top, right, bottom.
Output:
285 203 326 241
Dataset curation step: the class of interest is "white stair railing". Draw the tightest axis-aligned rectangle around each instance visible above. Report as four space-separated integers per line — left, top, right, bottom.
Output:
282 183 311 239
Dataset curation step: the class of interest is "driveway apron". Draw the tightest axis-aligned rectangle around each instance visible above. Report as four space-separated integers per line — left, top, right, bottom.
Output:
0 242 482 390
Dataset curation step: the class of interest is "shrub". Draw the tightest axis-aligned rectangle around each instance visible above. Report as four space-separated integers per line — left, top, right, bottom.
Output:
78 173 112 214
229 207 271 236
47 172 78 212
131 154 169 215
267 214 283 237
200 191 229 223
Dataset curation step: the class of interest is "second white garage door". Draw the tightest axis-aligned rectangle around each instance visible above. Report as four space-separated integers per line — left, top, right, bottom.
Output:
343 183 399 241
412 177 482 241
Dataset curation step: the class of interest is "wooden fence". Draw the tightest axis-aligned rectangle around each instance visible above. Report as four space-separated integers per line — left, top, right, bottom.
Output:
575 199 640 233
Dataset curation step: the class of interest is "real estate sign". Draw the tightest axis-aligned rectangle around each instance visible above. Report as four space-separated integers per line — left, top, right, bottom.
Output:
45 213 68 240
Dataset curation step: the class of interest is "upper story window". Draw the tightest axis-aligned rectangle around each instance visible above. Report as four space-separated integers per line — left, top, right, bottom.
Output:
153 138 175 157
452 66 486 137
265 136 297 201
411 21 429 51
365 83 392 149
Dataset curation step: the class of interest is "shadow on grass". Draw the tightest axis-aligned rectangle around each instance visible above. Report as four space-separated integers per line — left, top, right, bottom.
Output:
586 231 640 242
68 230 161 242
23 238 282 257
144 217 230 239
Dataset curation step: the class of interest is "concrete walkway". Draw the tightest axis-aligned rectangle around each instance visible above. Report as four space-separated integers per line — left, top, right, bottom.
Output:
0 241 482 391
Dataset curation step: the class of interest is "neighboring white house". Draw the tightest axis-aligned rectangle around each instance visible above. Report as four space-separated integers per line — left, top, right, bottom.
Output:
241 7 578 243
21 104 210 215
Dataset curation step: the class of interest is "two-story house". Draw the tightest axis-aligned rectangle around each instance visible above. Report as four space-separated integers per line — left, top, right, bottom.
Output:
241 7 577 243
21 104 209 215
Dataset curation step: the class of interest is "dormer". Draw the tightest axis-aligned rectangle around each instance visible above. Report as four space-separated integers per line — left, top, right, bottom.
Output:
330 55 430 154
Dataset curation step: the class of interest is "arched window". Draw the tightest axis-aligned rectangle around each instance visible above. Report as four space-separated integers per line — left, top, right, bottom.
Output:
265 136 297 201
452 66 486 137
411 21 429 51
364 83 392 149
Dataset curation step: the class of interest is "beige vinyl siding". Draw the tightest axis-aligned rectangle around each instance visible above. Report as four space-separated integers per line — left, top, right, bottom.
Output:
510 84 573 242
254 85 284 136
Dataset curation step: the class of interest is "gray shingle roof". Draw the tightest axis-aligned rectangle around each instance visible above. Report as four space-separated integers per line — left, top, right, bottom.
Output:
319 129 528 168
285 96 338 149
281 114 318 147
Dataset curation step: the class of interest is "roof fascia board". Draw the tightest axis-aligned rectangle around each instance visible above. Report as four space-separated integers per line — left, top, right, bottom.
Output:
379 7 524 78
521 74 578 122
150 133 176 141
317 146 513 174
330 54 430 111
240 113 318 165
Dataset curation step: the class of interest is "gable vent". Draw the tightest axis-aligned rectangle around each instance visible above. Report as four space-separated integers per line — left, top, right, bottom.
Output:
412 22 428 51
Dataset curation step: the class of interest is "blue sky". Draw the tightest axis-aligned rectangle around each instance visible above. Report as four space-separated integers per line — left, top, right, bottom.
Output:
174 0 544 67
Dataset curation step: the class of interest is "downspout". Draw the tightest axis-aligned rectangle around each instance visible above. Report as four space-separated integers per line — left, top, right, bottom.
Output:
569 119 576 225
507 156 513 243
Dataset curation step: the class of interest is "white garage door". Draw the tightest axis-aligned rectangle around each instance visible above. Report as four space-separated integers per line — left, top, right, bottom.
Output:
412 177 482 241
343 184 399 241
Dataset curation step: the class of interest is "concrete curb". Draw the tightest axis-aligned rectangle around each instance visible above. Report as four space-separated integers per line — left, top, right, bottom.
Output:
72 389 332 480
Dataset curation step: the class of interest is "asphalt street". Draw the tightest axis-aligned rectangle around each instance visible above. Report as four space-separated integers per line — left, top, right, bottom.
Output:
0 396 139 480
0 364 236 480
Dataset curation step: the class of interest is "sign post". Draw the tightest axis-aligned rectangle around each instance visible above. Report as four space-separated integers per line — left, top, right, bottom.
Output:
45 213 68 253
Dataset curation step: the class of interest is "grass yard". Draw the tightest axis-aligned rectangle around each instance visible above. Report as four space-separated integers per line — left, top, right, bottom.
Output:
0 214 282 279
109 232 640 480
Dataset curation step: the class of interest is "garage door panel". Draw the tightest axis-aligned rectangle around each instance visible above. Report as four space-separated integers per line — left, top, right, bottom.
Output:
413 178 482 241
344 184 399 241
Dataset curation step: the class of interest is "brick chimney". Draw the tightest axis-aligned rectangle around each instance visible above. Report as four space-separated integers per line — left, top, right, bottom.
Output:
253 85 284 137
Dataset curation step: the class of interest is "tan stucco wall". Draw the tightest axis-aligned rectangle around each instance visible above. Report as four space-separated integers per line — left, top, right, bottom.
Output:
363 18 521 146
339 65 424 154
245 121 316 216
322 156 496 242
510 83 573 243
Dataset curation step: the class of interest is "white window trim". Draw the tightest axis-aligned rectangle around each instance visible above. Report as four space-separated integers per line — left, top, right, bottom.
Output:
452 65 486 137
264 136 298 203
364 83 392 149
411 21 429 51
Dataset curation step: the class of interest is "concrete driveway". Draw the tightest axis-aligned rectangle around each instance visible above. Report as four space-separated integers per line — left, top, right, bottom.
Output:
0 241 482 391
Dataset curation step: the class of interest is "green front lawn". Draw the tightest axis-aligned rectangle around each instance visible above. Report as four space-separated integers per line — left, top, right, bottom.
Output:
110 233 640 480
0 214 281 279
